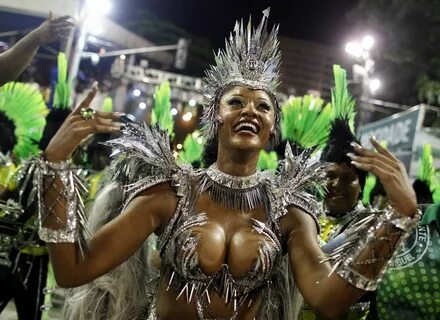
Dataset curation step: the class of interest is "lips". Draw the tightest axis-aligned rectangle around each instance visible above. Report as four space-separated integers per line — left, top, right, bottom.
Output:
233 120 260 134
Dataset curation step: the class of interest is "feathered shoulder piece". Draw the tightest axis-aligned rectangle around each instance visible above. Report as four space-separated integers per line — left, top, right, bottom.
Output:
268 142 327 226
104 122 188 209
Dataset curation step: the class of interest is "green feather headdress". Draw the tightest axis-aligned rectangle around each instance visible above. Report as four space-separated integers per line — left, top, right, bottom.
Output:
331 64 356 130
178 130 204 165
257 150 278 170
53 53 71 109
151 81 174 137
0 82 48 159
281 95 332 149
413 144 438 204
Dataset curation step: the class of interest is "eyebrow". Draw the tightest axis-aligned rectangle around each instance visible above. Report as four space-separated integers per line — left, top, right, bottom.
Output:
258 97 271 104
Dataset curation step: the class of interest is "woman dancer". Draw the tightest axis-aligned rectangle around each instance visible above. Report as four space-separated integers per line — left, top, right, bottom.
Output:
29 9 419 320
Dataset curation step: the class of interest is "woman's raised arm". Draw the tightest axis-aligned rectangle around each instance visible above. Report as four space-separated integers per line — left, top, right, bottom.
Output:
39 85 177 287
283 137 420 319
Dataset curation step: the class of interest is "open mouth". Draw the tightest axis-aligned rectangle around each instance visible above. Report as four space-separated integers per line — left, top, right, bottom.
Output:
233 121 260 135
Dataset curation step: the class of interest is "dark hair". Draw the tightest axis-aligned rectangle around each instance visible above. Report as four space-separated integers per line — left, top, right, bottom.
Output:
413 179 433 204
0 111 17 154
38 109 71 151
86 133 113 171
321 119 366 190
202 136 218 167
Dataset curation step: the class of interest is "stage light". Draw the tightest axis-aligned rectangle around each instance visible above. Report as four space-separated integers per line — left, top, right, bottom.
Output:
86 0 112 16
189 99 196 107
91 53 100 65
182 112 193 121
361 35 375 50
133 89 141 97
345 41 362 58
139 102 147 109
171 108 178 116
369 78 381 94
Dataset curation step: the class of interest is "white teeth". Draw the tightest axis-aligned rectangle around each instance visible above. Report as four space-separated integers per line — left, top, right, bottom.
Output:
235 122 258 133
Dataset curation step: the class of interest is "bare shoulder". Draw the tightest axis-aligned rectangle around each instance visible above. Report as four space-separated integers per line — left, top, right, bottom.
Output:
280 206 319 241
123 182 179 232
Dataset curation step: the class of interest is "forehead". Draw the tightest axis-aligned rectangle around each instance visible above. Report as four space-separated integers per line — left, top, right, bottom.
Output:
327 162 358 176
222 85 271 100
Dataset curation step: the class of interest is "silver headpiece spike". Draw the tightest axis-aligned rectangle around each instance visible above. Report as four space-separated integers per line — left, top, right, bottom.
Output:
201 8 282 145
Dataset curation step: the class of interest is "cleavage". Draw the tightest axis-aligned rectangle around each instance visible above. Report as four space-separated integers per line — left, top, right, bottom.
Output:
191 194 279 279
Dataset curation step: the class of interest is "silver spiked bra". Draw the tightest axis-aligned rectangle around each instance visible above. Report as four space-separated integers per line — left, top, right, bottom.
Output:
201 8 282 144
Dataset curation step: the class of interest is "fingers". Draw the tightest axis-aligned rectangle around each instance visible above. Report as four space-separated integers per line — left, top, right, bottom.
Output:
73 123 121 137
95 110 124 121
350 140 401 171
351 159 396 183
52 16 75 25
72 83 98 114
369 137 399 162
70 114 123 126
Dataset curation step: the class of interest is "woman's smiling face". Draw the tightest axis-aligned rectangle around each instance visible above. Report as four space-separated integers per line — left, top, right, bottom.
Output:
217 85 275 152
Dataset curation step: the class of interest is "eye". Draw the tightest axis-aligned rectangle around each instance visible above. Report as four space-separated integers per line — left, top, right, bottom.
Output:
258 102 271 111
228 98 243 107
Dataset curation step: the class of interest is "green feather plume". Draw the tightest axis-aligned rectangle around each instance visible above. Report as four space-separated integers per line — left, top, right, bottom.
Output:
417 144 435 185
0 82 48 159
102 97 113 112
281 95 332 149
362 140 388 205
332 65 356 131
362 174 377 205
53 53 71 109
178 130 203 164
257 150 278 171
432 171 440 204
151 81 174 137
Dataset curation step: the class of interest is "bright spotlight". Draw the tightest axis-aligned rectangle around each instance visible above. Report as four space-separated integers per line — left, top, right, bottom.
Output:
369 78 381 94
120 54 126 60
139 102 147 109
90 53 100 65
176 144 183 150
86 0 112 16
133 89 141 97
171 108 178 116
361 35 375 50
86 19 104 36
345 41 363 58
182 112 193 121
188 99 196 107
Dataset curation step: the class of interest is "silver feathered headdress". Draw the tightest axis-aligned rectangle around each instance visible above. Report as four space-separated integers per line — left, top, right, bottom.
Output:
201 8 282 145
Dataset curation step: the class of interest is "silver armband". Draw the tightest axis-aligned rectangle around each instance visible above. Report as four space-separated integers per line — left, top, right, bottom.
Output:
323 206 422 291
380 205 421 231
22 156 89 246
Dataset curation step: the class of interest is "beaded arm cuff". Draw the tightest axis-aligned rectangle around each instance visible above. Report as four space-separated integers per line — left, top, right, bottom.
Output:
322 206 422 291
21 157 90 246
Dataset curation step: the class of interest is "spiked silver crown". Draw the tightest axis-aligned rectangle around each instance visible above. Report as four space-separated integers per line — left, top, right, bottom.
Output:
201 8 282 144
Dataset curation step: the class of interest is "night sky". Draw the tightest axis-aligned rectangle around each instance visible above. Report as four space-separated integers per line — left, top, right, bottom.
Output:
112 0 359 49
0 1 359 50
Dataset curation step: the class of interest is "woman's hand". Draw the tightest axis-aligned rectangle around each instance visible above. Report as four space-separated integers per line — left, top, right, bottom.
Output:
44 84 123 162
348 137 417 217
31 12 75 45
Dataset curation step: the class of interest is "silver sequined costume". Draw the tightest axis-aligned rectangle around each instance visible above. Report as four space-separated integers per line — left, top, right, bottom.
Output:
80 121 325 320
